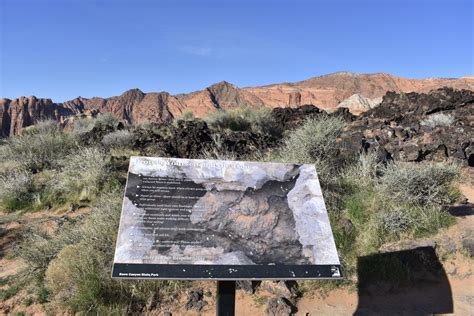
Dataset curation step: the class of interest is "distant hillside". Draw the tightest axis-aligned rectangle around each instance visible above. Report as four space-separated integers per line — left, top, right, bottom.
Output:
1 72 473 137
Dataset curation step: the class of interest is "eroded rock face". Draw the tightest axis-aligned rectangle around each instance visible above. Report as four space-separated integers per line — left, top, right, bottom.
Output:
338 94 382 114
2 72 472 136
246 72 473 111
107 88 474 167
0 96 83 136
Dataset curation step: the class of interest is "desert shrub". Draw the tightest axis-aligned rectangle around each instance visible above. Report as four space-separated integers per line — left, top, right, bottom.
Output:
73 112 120 136
407 204 454 237
178 110 195 121
332 156 458 276
379 161 460 206
204 106 276 134
15 222 82 278
43 191 188 313
101 130 134 149
72 117 96 135
378 206 416 235
275 115 345 163
274 115 346 191
0 169 34 211
343 152 381 187
94 112 119 127
199 134 237 160
47 147 109 203
22 120 62 135
1 121 75 171
420 113 454 128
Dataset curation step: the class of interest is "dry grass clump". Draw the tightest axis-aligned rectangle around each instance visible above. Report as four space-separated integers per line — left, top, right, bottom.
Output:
204 106 276 134
275 115 345 174
273 115 347 212
1 120 75 171
15 222 82 277
73 112 119 135
339 158 458 257
379 161 460 206
101 129 134 149
0 168 34 211
177 110 195 121
42 191 188 313
48 147 110 203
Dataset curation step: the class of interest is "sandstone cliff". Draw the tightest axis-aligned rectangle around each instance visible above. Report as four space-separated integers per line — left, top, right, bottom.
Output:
1 72 473 136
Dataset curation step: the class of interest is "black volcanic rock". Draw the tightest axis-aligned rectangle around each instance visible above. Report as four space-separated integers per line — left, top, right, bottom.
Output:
342 87 474 165
271 104 322 130
170 120 213 158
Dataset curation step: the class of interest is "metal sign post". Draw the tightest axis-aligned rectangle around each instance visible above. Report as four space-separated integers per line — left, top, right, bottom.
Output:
111 157 342 314
216 281 236 316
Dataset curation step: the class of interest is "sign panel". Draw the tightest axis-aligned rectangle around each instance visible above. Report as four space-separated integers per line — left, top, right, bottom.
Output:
112 157 341 280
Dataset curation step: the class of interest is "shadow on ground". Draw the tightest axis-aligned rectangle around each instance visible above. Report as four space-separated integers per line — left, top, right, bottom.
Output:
355 246 453 315
448 203 473 217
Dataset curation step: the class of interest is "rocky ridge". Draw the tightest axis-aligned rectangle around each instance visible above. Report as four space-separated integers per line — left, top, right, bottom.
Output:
1 72 473 137
341 88 474 166
119 87 473 167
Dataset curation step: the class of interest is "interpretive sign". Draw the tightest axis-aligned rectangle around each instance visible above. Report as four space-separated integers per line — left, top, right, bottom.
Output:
112 157 341 280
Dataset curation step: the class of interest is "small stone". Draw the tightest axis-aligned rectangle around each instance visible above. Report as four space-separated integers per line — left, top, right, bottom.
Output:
265 297 295 316
439 236 457 254
259 280 300 299
236 280 260 294
185 289 207 311
338 217 354 235
462 238 474 257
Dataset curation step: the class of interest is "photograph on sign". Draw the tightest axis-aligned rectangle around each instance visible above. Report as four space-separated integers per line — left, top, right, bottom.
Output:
112 157 341 280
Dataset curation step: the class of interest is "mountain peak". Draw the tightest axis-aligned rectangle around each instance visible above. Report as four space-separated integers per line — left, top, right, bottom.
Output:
324 71 356 77
208 81 238 90
122 88 144 95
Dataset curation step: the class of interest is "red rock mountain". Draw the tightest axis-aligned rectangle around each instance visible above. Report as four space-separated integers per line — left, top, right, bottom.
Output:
1 72 473 137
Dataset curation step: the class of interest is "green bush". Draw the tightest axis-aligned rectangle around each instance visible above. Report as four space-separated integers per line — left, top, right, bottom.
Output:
274 115 346 201
48 147 109 203
42 191 188 313
22 120 62 135
0 169 34 211
1 121 75 172
101 130 134 149
343 152 381 188
15 222 82 279
324 154 459 283
380 161 460 206
178 110 195 121
276 115 345 164
204 106 276 134
72 112 120 137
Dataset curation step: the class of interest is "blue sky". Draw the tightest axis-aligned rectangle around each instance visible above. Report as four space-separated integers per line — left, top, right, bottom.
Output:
0 0 472 101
